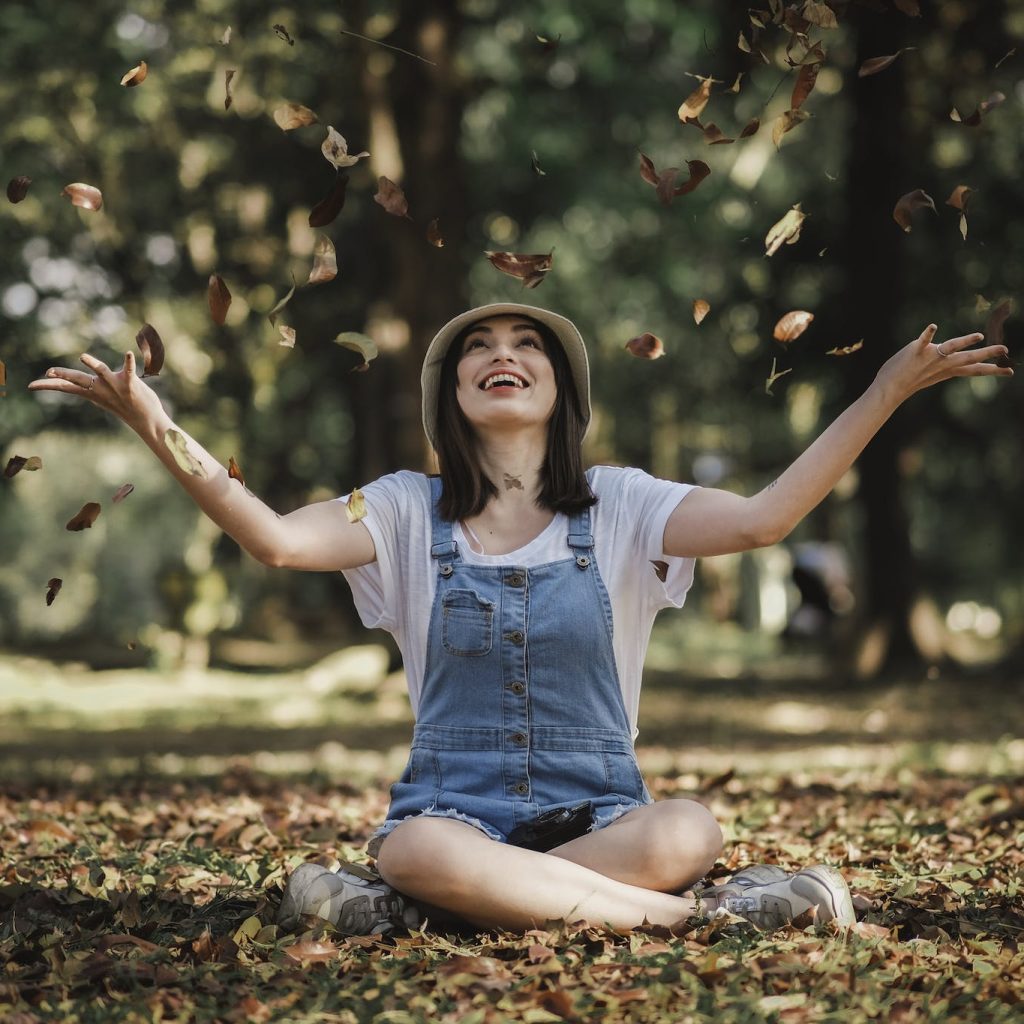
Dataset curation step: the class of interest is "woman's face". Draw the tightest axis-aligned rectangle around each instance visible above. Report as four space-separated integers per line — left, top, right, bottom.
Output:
455 315 557 437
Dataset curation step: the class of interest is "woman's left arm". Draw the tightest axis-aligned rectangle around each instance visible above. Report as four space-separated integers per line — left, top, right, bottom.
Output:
662 324 1013 558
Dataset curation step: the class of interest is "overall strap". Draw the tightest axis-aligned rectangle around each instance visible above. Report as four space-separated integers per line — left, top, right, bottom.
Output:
566 470 596 569
428 476 459 576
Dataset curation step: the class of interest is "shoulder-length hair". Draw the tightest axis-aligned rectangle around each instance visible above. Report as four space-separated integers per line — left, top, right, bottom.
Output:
434 317 596 522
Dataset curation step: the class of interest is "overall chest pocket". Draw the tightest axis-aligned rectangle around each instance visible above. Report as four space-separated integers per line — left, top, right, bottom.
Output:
441 589 495 657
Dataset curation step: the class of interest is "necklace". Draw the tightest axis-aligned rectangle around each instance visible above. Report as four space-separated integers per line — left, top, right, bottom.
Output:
462 520 486 554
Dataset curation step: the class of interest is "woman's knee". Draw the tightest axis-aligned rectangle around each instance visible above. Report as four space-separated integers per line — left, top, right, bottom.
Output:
374 816 481 895
645 799 724 881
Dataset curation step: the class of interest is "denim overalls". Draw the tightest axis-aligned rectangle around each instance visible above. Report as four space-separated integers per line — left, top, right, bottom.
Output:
366 474 652 857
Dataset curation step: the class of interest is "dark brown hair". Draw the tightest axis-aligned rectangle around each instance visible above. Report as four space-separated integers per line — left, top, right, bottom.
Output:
435 317 596 521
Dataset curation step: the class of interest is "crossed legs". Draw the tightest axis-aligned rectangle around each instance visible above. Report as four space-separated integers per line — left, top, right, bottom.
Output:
374 799 723 932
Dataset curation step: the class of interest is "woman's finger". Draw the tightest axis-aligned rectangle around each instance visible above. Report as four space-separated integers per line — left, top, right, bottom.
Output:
915 323 938 351
935 331 984 358
80 352 115 383
44 367 97 389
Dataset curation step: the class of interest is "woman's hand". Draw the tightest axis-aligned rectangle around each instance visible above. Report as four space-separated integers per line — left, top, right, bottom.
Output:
28 350 168 432
874 323 1013 404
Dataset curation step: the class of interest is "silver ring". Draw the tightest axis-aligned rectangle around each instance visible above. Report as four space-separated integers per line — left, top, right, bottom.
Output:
935 343 949 358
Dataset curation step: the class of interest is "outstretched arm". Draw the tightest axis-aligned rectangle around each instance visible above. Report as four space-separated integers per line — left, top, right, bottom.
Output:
663 325 1013 558
28 350 376 571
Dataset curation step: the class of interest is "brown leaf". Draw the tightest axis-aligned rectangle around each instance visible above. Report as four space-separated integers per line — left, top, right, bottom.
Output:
537 991 575 1018
4 455 28 478
267 280 296 326
857 48 912 78
334 332 378 371
651 560 670 582
674 159 711 197
208 274 232 324
164 429 208 478
765 203 806 256
985 299 1014 366
135 323 164 377
322 127 369 169
625 333 665 359
345 487 367 524
486 251 553 288
26 818 77 842
536 34 561 54
791 61 821 110
309 174 349 228
274 102 319 131
892 188 936 233
6 175 31 203
307 235 338 285
97 934 162 955
772 108 810 147
61 183 103 211
826 340 864 356
224 69 236 110
66 502 101 531
678 76 715 122
228 457 245 486
773 310 814 343
45 578 62 606
950 92 1005 126
277 325 297 348
945 185 973 212
112 483 134 503
426 218 445 247
893 0 920 15
283 938 340 962
373 176 411 219
119 60 148 87
273 23 295 46
765 357 792 395
738 117 760 138
693 299 711 325
802 1 838 30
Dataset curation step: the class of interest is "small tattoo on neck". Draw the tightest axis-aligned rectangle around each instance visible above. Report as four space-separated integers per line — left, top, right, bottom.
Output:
503 473 523 491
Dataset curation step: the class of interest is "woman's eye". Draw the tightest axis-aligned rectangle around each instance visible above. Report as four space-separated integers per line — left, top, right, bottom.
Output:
519 337 541 349
466 338 486 350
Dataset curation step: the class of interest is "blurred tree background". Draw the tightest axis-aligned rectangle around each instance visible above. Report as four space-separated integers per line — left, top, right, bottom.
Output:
1 0 1022 680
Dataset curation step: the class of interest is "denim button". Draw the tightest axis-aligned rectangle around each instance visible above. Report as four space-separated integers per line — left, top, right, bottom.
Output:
507 573 524 587
510 681 526 695
511 732 527 745
439 564 454 578
576 555 591 568
506 630 525 644
513 782 529 795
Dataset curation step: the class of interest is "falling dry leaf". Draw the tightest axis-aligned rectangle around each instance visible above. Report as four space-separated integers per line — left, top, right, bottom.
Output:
321 127 369 170
45 578 62 606
309 174 349 228
773 310 814 343
674 160 711 197
975 294 992 314
6 176 31 203
164 429 208 478
4 455 41 478
273 24 295 46
531 150 546 176
426 218 445 247
625 333 665 359
772 108 810 147
307 235 337 285
693 299 711 325
728 72 745 93
536 34 561 54
373 176 411 219
893 0 920 13
486 251 553 288
858 48 912 78
61 183 103 212
135 323 164 377
334 332 378 371
826 340 864 356
219 26 232 45
893 188 936 233
112 483 134 503
802 1 838 30
738 118 760 138
765 204 806 256
651 560 670 582
277 325 297 348
119 60 148 87
267 280 296 326
639 153 710 206
765 357 793 395
677 76 714 122
274 103 319 131
66 502 101 531
208 274 232 324
791 62 821 110
228 457 245 486
224 69 236 110
985 299 1014 366
345 486 367 524
946 185 973 240
951 92 1005 126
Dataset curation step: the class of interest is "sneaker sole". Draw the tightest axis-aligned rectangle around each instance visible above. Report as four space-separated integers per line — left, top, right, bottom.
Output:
791 865 856 926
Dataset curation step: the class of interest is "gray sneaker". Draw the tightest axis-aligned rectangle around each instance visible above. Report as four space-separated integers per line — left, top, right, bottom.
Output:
277 863 421 936
706 863 856 929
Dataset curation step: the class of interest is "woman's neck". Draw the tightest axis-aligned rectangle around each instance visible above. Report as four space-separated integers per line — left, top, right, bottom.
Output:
474 429 546 505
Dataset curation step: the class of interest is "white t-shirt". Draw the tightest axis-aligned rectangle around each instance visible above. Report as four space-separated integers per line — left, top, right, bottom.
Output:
341 466 698 739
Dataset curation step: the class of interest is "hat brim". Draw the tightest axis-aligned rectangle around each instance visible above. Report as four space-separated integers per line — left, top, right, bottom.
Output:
420 303 592 450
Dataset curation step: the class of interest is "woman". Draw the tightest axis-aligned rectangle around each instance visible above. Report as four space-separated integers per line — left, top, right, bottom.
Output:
30 303 1011 936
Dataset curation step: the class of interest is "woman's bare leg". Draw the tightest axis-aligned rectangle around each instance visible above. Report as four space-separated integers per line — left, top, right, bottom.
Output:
546 799 724 893
375 816 700 932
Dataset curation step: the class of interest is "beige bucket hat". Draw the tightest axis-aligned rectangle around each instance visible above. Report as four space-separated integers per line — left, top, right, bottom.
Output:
420 303 592 450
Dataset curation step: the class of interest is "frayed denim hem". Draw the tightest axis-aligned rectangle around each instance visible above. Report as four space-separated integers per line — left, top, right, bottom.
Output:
587 799 649 834
366 805 506 860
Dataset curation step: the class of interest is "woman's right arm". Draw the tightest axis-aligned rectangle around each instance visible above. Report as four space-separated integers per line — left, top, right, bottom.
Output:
28 350 376 571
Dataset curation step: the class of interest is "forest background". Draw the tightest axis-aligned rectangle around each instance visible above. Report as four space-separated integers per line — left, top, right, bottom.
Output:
2 0 1023 683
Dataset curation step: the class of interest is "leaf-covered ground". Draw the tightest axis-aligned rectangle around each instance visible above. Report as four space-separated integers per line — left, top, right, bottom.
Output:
2 653 1023 1022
